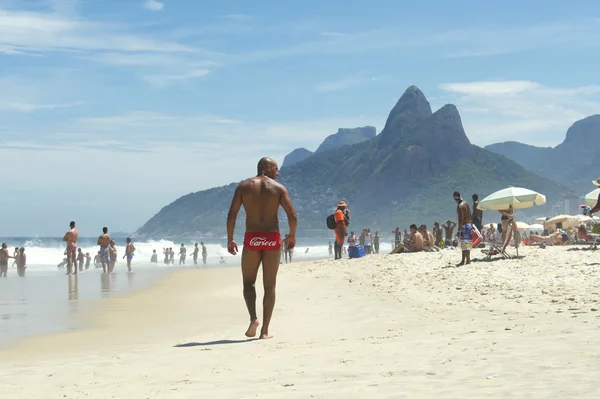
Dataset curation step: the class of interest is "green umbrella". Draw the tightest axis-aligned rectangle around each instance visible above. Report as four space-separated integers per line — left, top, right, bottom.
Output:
585 188 600 207
477 186 546 211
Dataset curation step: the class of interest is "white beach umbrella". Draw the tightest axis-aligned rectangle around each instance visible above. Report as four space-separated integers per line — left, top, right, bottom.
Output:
527 223 544 231
544 214 581 230
585 188 600 207
515 221 530 230
477 186 546 211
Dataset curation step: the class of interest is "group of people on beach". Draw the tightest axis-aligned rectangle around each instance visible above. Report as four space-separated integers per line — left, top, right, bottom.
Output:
0 244 26 277
224 159 600 340
62 222 136 275
156 243 208 265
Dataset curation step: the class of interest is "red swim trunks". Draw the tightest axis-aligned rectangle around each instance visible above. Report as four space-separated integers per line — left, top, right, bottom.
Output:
244 232 282 251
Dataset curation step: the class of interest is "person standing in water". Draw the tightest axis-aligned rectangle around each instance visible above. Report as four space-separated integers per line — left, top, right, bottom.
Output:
192 243 199 265
97 227 111 273
151 250 158 263
0 243 14 277
16 247 26 277
226 157 297 340
62 221 79 275
178 243 187 265
454 191 473 266
77 248 85 272
201 242 207 265
109 240 117 272
123 238 135 272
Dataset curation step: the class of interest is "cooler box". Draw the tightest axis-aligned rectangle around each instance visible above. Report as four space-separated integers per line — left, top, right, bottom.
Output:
348 245 365 258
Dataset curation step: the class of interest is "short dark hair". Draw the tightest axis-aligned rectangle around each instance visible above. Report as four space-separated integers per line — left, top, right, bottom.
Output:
70 221 75 227
453 191 461 198
472 194 479 200
103 227 108 233
410 224 417 230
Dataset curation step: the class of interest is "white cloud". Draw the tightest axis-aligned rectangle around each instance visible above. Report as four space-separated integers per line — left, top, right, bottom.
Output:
0 110 381 235
437 80 600 147
439 81 542 96
0 9 191 54
2 101 83 112
142 68 211 87
231 18 600 63
143 0 164 11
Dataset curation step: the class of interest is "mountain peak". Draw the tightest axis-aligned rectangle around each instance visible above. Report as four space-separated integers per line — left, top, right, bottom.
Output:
562 114 600 144
378 86 433 149
315 126 376 153
282 147 313 168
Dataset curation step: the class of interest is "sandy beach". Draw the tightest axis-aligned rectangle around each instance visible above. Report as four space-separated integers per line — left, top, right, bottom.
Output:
2 245 600 398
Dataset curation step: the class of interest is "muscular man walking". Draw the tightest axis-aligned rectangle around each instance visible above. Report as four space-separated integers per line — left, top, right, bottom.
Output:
226 157 297 340
454 191 473 266
63 221 79 275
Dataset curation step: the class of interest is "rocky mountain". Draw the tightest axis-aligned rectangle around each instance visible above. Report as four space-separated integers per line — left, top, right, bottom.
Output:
486 115 600 191
282 148 313 169
134 86 569 239
281 126 376 168
315 126 376 153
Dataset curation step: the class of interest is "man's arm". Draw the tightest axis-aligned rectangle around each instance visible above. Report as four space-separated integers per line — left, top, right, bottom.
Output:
279 185 297 237
590 193 600 214
63 233 69 242
226 185 243 242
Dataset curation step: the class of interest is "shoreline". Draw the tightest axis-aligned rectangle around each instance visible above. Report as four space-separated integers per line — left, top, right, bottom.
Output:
3 247 600 397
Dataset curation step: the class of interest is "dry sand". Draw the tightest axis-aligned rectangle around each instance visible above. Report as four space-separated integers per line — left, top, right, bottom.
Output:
2 246 600 398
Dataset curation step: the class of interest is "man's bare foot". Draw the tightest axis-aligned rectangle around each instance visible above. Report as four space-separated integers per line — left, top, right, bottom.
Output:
259 333 273 340
245 319 260 337
456 262 464 267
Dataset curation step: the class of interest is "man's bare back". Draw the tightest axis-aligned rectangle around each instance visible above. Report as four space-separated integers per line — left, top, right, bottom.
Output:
226 157 297 340
97 233 110 247
237 176 285 233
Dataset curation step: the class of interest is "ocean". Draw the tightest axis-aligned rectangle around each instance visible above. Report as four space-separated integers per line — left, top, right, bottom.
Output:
0 236 394 345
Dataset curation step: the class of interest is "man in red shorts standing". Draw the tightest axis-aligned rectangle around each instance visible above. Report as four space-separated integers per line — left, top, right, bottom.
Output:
227 157 298 340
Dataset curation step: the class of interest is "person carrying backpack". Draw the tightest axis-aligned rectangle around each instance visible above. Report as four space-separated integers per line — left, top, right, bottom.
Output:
333 201 350 259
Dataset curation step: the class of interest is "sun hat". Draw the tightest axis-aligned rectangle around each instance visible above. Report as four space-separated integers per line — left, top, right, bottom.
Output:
593 177 600 187
337 201 347 207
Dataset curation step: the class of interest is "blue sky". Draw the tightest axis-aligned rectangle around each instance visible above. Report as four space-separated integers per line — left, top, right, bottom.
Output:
1 0 600 236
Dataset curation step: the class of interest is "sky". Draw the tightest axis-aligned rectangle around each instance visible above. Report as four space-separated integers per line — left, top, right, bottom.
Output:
1 0 600 236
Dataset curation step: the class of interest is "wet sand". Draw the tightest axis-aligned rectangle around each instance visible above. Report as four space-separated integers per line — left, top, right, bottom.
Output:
1 246 600 398
0 268 168 345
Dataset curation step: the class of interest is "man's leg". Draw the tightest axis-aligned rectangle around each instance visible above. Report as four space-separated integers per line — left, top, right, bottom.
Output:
241 246 262 337
260 249 280 339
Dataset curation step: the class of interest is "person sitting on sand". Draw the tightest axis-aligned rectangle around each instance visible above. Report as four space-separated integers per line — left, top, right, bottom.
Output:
419 225 438 252
487 224 496 242
433 221 444 248
529 229 563 246
404 224 423 252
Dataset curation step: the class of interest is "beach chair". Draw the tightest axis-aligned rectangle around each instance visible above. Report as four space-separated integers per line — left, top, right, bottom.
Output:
481 222 515 260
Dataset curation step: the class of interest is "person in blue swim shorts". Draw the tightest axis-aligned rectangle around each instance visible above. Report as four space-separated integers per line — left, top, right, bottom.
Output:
123 237 136 272
453 191 473 266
